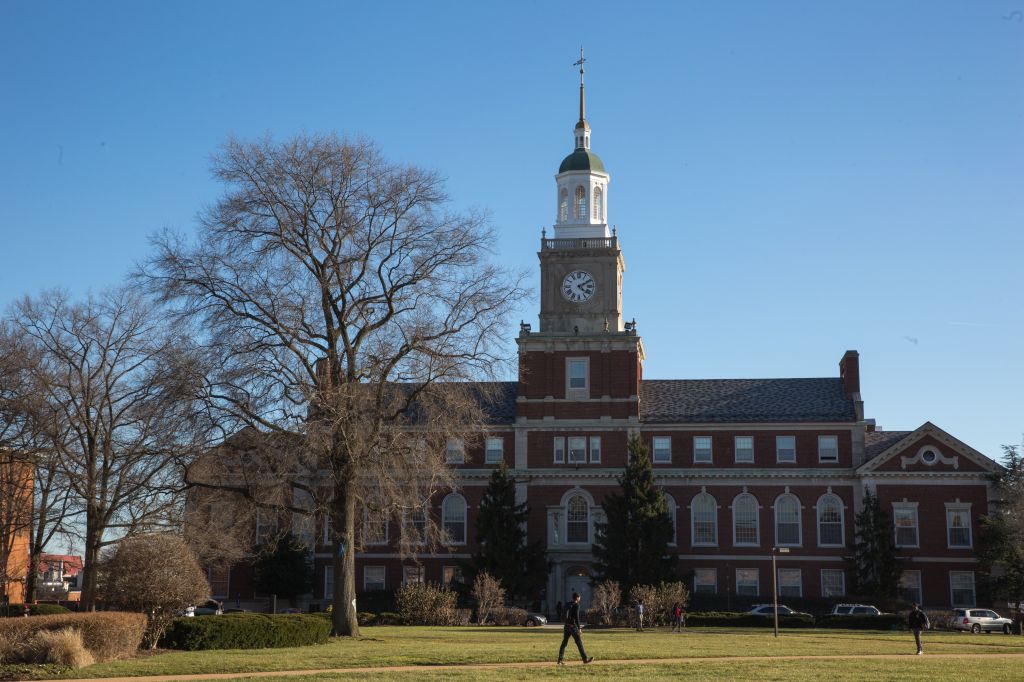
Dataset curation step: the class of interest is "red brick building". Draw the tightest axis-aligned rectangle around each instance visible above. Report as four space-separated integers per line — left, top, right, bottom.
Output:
217 70 1001 613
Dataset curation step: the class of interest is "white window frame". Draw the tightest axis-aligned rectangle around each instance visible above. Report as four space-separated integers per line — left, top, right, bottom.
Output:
693 436 713 464
893 502 920 548
553 437 565 464
950 571 976 607
568 436 587 464
691 492 718 547
403 564 425 586
255 509 279 546
820 569 846 598
566 494 590 544
899 570 922 605
816 493 845 547
407 504 427 545
589 436 602 463
442 493 467 545
732 493 760 547
485 437 504 464
694 567 717 594
773 493 802 547
777 568 802 598
818 435 839 463
442 565 463 587
363 565 386 592
735 568 759 597
652 436 672 464
776 435 796 463
566 357 589 398
362 507 389 546
664 493 677 546
734 436 754 463
946 503 972 549
445 438 465 464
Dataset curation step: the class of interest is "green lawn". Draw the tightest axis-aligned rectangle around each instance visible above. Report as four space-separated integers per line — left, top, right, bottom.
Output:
55 626 1024 679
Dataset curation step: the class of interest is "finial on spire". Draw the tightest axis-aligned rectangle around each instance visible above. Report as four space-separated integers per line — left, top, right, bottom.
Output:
573 47 587 127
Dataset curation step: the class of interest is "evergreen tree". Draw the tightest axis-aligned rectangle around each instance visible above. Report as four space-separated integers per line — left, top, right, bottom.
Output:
252 533 314 602
592 435 676 592
978 445 1024 614
464 462 548 600
852 489 901 597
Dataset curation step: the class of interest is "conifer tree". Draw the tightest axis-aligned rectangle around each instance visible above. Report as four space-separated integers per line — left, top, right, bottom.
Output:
465 462 547 600
852 489 901 597
592 435 676 592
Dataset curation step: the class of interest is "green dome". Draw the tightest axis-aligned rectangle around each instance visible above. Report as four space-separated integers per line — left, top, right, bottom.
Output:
558 148 606 174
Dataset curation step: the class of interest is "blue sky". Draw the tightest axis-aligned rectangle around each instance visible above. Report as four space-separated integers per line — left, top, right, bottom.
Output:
1 1 1022 461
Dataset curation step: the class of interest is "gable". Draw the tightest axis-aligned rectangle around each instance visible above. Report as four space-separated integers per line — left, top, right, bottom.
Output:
857 423 1002 475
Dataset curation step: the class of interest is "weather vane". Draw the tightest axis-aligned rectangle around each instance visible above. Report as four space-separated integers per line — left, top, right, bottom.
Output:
573 47 586 85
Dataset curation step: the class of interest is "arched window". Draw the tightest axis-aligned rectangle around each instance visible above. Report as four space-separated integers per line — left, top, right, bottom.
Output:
566 495 589 543
817 493 844 546
774 493 802 546
732 493 759 546
574 186 587 220
593 186 603 221
442 493 467 544
664 493 677 545
691 492 718 546
558 188 568 222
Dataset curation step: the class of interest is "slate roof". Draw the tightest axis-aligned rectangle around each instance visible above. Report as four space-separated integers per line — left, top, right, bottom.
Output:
639 378 857 424
469 381 518 424
863 430 912 460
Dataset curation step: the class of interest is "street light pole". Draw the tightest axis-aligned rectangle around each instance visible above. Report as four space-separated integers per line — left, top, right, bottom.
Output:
772 547 790 638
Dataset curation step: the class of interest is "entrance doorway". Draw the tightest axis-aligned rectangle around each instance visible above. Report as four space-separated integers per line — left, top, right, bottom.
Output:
564 566 591 611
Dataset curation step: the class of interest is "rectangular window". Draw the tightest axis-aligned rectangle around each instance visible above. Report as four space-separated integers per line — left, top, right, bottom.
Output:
363 508 388 545
589 436 602 463
325 565 334 599
567 358 589 396
776 436 796 463
818 435 839 463
653 436 672 463
445 438 465 464
363 565 386 592
554 437 565 464
208 566 230 598
403 565 425 586
821 569 846 598
255 509 279 546
694 568 717 594
568 436 587 464
946 505 972 548
485 437 504 464
778 568 802 598
899 570 922 605
442 565 463 587
735 436 754 463
693 436 713 464
736 568 759 597
407 505 426 544
950 571 976 607
893 504 919 547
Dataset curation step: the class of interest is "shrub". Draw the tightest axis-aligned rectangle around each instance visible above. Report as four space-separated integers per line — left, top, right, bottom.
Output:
685 611 815 628
357 611 377 626
396 582 461 626
591 580 621 626
98 534 211 649
487 607 528 626
0 612 146 662
377 611 402 625
816 614 904 630
470 572 505 625
23 628 95 668
160 613 331 650
0 603 71 617
628 582 690 627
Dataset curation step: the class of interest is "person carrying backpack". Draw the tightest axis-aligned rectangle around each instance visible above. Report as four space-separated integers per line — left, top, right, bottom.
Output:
907 603 930 655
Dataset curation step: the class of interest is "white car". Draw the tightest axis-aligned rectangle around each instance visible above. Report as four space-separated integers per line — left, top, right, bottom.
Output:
952 608 1013 634
830 604 883 616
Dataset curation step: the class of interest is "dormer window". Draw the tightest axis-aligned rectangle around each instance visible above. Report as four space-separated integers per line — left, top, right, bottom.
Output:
574 186 587 220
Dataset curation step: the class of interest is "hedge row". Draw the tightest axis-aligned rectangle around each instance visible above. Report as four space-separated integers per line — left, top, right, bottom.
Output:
0 612 146 661
685 611 816 628
1 604 72 617
815 614 904 630
160 613 331 650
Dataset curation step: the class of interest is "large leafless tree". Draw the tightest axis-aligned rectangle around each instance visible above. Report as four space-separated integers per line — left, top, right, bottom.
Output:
143 134 526 636
7 289 198 609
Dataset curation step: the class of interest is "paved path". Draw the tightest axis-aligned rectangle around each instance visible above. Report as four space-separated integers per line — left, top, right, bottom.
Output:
61 652 1024 682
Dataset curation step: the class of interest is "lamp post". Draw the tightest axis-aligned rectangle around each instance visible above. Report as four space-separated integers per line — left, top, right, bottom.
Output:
772 546 790 638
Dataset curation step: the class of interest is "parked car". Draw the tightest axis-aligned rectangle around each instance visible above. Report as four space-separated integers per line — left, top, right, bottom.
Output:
952 608 1013 634
193 599 223 616
277 607 304 614
747 604 811 618
830 604 883 616
524 612 548 627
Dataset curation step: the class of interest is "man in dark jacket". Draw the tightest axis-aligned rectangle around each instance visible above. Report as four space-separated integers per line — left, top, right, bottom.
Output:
908 603 930 655
557 593 594 665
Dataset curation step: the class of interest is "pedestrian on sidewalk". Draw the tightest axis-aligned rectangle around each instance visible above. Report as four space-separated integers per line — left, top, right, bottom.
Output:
671 602 683 632
635 599 645 631
557 592 594 666
908 603 930 655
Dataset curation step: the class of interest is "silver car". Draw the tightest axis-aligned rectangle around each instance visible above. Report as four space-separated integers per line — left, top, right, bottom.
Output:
952 608 1013 634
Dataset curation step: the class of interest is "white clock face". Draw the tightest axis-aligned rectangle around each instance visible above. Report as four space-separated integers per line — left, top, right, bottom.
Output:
561 270 596 303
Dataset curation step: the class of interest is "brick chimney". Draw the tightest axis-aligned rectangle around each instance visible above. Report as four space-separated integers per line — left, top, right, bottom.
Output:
839 350 860 396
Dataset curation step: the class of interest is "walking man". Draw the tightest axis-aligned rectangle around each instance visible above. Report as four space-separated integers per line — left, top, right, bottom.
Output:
671 602 683 632
635 599 645 631
908 603 930 655
557 592 594 665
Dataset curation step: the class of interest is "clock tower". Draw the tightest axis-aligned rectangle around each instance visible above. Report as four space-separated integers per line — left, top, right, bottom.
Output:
517 51 644 421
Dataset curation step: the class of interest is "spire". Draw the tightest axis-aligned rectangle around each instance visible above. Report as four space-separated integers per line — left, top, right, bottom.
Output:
573 47 589 133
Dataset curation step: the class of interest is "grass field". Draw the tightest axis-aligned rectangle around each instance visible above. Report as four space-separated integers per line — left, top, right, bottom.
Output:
40 626 1024 681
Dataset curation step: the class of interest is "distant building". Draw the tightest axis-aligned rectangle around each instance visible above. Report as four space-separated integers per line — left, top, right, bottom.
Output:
36 554 83 602
0 454 33 606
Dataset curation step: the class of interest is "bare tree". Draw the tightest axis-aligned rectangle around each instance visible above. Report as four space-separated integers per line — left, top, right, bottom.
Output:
7 288 198 610
143 133 526 636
